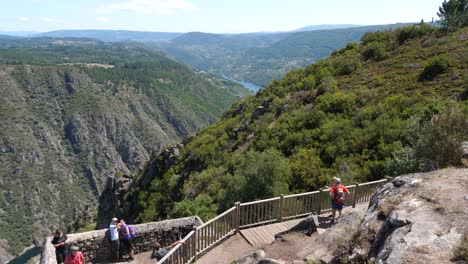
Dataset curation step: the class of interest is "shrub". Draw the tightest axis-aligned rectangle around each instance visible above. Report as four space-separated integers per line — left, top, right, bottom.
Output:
387 147 425 177
362 41 388 61
236 148 291 201
419 55 450 81
396 23 434 44
333 51 361 75
361 30 395 45
453 235 468 262
415 103 468 169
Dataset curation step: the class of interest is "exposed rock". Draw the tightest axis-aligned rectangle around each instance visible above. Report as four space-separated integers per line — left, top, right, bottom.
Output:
275 215 318 240
252 106 265 119
234 250 266 264
347 169 467 264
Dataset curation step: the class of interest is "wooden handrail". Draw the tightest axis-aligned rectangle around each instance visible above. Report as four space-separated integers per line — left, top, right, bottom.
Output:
240 197 280 206
158 178 389 263
157 230 195 263
284 190 319 199
197 206 236 229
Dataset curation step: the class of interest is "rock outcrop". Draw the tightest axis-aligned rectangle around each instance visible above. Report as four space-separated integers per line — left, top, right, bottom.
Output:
343 168 467 264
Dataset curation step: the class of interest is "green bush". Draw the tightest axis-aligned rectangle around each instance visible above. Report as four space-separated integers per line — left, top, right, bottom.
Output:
419 55 450 81
387 147 425 177
396 23 434 44
236 149 291 201
361 31 395 45
415 103 468 169
362 41 388 61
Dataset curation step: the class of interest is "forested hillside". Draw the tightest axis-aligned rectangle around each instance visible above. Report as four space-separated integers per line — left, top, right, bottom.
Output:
112 25 467 226
0 38 249 257
157 23 412 86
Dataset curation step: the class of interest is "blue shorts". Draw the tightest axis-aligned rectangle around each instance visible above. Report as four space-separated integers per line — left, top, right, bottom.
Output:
332 200 343 210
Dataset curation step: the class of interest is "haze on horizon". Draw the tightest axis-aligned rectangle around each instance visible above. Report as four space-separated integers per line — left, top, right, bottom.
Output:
1 0 442 34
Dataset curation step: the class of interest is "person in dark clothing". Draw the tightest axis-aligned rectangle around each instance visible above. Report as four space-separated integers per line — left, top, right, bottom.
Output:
151 240 184 260
51 229 68 264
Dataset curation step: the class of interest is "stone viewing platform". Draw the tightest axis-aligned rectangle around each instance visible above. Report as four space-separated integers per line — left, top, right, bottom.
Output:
40 216 203 264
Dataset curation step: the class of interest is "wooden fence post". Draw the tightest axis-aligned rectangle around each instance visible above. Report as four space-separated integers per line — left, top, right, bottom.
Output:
192 226 197 261
352 182 359 208
317 189 323 215
278 194 284 223
235 202 240 233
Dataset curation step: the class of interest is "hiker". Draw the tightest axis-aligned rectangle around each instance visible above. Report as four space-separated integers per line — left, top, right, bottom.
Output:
119 220 135 261
329 178 350 224
51 229 68 264
109 217 120 262
324 177 337 217
151 240 184 260
64 245 84 264
324 176 337 189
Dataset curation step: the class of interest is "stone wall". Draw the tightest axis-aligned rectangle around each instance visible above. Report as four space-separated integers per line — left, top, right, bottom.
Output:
41 216 203 264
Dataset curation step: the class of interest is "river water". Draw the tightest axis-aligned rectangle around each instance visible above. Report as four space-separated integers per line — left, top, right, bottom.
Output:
221 74 263 92
8 246 41 264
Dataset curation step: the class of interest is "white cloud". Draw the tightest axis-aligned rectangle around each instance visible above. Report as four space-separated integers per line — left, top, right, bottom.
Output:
102 0 198 15
96 17 111 23
41 17 58 22
17 17 30 22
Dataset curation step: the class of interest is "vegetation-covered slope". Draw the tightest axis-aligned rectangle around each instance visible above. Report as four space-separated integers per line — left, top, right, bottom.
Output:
0 38 249 257
157 23 412 86
114 25 467 225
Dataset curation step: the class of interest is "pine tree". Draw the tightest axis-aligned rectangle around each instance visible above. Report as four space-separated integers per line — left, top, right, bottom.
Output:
437 0 468 32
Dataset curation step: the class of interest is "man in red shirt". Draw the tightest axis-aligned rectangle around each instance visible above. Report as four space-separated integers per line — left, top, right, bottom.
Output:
329 178 350 224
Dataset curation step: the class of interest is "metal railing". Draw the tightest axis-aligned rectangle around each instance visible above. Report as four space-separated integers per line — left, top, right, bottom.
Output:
157 178 388 263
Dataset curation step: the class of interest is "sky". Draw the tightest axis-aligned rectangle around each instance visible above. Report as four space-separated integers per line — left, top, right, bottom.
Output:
0 0 444 33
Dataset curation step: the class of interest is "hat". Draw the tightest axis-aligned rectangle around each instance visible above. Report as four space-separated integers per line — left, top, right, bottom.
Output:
335 178 341 184
111 217 118 222
70 245 79 251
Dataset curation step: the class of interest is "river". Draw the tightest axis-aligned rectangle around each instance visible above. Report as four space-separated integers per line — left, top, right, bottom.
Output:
221 74 263 92
8 246 41 264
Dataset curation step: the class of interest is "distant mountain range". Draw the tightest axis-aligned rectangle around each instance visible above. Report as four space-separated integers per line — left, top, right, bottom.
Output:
0 31 39 36
294 24 362 31
155 23 414 86
33 30 183 42
0 23 421 88
0 24 373 42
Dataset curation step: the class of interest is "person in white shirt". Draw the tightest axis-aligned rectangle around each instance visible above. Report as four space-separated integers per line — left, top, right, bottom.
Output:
109 217 120 262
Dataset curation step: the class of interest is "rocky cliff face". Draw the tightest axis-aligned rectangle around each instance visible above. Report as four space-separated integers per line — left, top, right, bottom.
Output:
340 168 468 263
0 60 247 259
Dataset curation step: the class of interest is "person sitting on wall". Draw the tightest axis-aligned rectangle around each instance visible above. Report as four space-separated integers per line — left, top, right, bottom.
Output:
64 245 84 264
151 240 184 261
51 229 68 264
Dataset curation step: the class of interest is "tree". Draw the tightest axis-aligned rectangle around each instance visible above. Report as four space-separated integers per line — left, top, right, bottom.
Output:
438 0 468 32
236 149 291 201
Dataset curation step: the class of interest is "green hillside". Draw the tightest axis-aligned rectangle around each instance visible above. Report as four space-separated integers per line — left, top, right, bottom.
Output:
157 23 413 86
115 25 467 225
0 38 249 256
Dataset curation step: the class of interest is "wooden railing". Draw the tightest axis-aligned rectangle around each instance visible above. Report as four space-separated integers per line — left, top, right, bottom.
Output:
157 178 388 263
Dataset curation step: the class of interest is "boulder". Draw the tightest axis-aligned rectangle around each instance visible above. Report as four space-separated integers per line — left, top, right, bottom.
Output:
275 215 318 240
233 250 266 264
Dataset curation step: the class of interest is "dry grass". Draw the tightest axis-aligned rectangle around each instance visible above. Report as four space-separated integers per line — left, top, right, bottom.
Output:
377 196 402 219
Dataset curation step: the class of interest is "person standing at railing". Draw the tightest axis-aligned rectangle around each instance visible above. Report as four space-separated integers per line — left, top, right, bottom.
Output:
151 240 184 261
329 178 350 224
